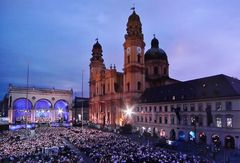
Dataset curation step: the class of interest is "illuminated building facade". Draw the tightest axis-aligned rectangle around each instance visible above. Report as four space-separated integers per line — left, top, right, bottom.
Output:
7 84 73 124
89 9 240 149
134 74 240 149
89 9 178 127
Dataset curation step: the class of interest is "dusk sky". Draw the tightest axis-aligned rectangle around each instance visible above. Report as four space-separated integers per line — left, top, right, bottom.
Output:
1 0 240 99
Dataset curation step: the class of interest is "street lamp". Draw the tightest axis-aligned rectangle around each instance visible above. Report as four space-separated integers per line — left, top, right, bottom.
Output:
123 105 134 125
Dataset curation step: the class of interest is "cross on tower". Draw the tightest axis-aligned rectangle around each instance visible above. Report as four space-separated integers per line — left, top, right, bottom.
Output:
131 4 135 11
95 37 98 42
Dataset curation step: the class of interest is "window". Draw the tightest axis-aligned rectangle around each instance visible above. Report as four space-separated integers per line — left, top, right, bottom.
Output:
216 117 222 127
141 116 143 122
149 106 152 112
198 115 203 126
127 56 130 63
226 101 232 110
146 68 148 76
164 106 168 112
183 104 188 112
190 104 195 112
149 116 152 122
102 84 105 95
171 116 174 125
136 107 139 112
159 106 162 112
154 106 157 112
154 66 158 75
145 117 148 123
207 103 212 110
145 107 147 112
171 105 174 112
159 116 162 124
164 117 168 124
137 81 141 91
226 117 233 128
127 83 130 92
183 116 188 125
163 67 167 75
137 116 139 122
137 54 141 63
198 103 203 112
215 102 222 111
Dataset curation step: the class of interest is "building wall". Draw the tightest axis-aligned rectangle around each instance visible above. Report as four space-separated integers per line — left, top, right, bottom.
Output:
8 86 73 124
133 98 240 149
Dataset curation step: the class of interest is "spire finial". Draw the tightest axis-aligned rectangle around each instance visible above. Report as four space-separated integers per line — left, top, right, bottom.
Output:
153 34 156 38
95 37 98 42
130 3 135 11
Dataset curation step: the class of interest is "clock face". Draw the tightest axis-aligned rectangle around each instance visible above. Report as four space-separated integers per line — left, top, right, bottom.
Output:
127 47 131 55
137 47 141 54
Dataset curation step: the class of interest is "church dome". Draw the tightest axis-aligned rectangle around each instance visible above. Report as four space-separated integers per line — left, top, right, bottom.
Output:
92 40 103 54
93 41 102 50
128 11 140 23
145 37 168 61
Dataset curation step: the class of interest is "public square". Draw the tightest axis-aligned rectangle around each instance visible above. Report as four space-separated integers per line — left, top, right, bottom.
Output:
1 1 240 163
0 125 212 163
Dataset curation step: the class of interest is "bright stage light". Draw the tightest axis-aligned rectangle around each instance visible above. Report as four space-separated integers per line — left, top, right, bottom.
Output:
124 106 133 117
58 109 63 114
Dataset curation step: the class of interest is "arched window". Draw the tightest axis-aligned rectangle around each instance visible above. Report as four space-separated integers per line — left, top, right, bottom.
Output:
35 99 52 109
13 98 32 123
137 54 141 63
127 83 130 91
54 100 69 111
127 56 130 63
13 98 32 110
163 67 167 75
54 100 69 121
137 81 141 91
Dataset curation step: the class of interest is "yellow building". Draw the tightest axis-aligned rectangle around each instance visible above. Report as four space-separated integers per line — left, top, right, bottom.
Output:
89 9 177 127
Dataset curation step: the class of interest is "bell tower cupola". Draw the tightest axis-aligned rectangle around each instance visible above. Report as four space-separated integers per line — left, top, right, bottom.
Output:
123 8 145 104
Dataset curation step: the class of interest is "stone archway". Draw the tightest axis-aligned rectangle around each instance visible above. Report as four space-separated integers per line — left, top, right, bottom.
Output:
225 135 235 149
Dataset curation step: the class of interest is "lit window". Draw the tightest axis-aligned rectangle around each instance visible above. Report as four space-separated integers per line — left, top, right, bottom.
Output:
216 102 222 111
216 117 222 127
226 117 233 128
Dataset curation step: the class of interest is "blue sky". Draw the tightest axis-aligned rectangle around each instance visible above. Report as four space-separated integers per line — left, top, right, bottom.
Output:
0 0 240 98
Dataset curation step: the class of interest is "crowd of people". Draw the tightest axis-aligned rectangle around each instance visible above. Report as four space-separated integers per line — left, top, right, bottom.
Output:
0 127 83 162
64 128 210 163
0 126 210 163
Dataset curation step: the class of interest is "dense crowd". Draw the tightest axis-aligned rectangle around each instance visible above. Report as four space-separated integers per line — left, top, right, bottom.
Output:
64 128 210 163
0 126 210 163
0 127 83 162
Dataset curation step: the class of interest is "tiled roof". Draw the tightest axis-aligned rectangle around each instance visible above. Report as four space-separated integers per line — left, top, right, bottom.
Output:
141 74 240 103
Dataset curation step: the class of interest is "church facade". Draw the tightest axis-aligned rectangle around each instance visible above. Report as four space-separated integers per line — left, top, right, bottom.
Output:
89 9 240 149
89 9 178 127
